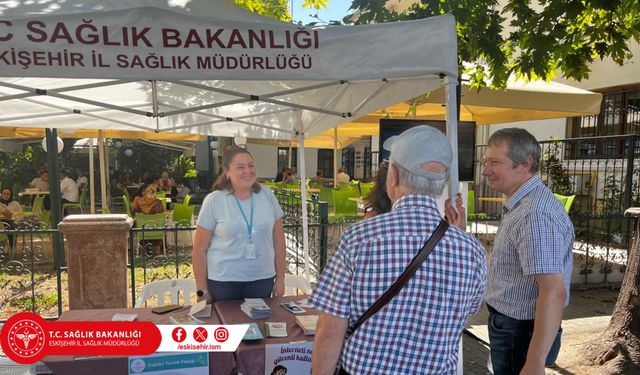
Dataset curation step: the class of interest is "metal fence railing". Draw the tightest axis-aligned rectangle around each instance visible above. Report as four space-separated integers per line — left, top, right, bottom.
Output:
5 136 637 319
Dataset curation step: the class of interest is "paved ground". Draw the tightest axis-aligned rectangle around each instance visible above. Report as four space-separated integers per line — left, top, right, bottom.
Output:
463 286 619 374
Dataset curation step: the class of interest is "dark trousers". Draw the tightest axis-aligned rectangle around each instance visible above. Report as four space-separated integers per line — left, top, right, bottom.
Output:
207 277 274 302
487 304 562 375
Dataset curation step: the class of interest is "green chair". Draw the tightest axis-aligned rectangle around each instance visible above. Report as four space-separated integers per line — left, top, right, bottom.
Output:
63 188 87 214
359 182 374 197
123 194 132 217
172 204 195 226
262 181 276 189
172 204 195 246
317 185 335 212
553 193 576 213
467 190 488 220
23 195 45 218
134 212 166 255
336 182 353 191
182 194 191 207
330 188 362 222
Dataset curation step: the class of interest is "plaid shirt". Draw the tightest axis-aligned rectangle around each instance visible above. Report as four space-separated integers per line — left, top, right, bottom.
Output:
486 176 574 320
310 195 486 374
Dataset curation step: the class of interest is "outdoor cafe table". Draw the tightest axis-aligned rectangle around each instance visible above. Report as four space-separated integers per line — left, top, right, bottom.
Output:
213 295 316 375
42 307 236 375
18 190 49 196
478 197 506 203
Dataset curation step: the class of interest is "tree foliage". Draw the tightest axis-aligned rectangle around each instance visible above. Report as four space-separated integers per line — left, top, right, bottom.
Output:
232 0 292 22
345 0 640 88
230 0 328 22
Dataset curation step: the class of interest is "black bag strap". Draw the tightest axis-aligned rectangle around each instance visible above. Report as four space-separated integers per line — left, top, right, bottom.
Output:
347 219 449 336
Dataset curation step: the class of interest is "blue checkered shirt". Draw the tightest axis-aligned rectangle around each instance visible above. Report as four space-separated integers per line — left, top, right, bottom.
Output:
310 195 487 374
486 176 574 320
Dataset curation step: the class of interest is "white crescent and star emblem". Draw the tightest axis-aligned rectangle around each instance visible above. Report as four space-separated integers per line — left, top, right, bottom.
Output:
7 319 45 358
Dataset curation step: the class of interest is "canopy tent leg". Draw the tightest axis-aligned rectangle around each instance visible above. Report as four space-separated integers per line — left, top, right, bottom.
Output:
98 131 108 212
89 138 95 214
294 111 311 281
333 127 338 187
45 128 64 315
444 75 459 201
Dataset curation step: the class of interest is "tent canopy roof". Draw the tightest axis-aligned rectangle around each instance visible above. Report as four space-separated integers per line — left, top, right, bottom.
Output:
0 0 457 141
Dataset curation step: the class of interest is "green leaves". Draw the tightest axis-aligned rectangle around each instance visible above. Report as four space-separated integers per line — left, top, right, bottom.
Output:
231 0 292 22
344 0 640 89
302 0 329 10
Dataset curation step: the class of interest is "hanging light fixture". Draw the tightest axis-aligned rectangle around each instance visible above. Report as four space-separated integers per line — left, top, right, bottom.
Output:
41 137 64 153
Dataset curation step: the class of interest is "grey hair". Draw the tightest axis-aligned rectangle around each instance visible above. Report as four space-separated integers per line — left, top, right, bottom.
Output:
392 161 447 197
487 128 541 174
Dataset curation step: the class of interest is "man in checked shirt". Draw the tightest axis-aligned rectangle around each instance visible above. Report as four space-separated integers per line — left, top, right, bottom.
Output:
482 128 573 375
310 126 487 375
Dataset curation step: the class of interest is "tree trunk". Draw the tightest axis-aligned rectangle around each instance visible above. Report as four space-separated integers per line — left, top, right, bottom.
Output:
583 208 640 374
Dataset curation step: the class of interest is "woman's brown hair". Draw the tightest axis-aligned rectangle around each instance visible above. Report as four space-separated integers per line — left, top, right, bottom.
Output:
212 146 261 193
364 161 391 215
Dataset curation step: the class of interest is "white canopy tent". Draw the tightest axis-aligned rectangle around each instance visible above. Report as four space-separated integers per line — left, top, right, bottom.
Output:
0 0 460 278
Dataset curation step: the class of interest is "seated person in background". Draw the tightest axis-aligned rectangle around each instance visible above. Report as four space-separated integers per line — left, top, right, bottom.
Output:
0 187 23 222
175 178 190 203
282 168 294 184
131 183 165 215
159 171 175 192
311 170 327 183
337 168 350 184
138 171 151 184
75 168 88 191
60 170 79 216
120 171 132 187
110 172 126 197
29 170 51 210
30 170 49 191
0 187 23 245
131 183 166 255
274 167 286 182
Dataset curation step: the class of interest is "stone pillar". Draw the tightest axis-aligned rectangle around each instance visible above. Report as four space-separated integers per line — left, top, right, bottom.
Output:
59 214 133 310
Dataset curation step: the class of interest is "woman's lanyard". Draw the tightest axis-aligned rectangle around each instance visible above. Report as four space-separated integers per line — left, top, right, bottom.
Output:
234 193 254 242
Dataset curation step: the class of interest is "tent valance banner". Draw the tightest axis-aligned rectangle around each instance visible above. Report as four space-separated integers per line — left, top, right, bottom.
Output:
0 0 456 141
0 7 456 81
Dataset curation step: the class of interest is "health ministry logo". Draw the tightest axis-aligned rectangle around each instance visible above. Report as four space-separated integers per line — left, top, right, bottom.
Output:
1 313 47 364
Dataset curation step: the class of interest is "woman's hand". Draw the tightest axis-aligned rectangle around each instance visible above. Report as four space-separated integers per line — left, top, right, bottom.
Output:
445 193 466 231
197 291 213 304
272 276 285 297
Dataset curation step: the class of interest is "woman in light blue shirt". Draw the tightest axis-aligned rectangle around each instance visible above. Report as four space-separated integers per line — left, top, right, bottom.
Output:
193 146 286 302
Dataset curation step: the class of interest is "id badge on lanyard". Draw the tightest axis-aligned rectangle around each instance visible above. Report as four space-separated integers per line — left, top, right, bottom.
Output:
234 194 256 259
245 239 256 259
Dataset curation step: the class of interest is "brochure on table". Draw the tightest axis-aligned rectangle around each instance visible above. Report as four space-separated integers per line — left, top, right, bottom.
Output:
128 352 208 374
264 342 313 375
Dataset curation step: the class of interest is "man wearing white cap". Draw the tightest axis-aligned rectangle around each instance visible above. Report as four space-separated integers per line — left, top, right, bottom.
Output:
310 125 487 375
